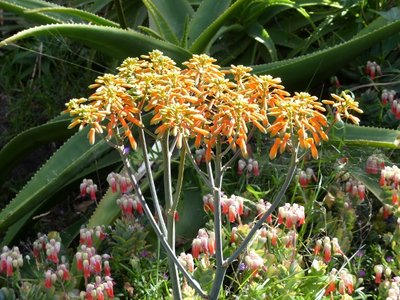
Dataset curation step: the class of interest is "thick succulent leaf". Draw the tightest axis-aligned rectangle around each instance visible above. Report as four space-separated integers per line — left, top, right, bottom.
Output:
189 0 248 53
330 124 400 149
0 127 113 236
0 24 192 62
143 0 193 43
250 17 400 90
24 7 119 26
0 0 104 24
247 23 277 62
0 117 76 186
0 0 62 24
186 0 230 47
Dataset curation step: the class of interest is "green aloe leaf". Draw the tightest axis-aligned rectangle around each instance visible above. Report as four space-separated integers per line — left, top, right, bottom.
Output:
24 7 119 26
0 0 98 24
0 24 192 62
143 0 193 43
247 23 278 62
250 17 400 90
0 127 113 238
0 117 76 186
330 124 400 149
186 0 230 47
189 0 249 54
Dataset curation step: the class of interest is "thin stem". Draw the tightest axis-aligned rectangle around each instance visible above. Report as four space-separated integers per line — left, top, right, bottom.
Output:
209 141 226 300
138 122 167 236
225 149 298 266
172 147 186 213
162 135 182 300
183 138 213 189
118 146 207 299
113 0 128 29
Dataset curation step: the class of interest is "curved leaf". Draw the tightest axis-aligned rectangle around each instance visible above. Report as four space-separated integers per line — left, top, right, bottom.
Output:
250 17 400 90
143 0 193 43
186 0 230 47
330 124 400 149
0 118 76 185
247 23 277 62
0 127 113 235
0 24 192 62
25 7 119 27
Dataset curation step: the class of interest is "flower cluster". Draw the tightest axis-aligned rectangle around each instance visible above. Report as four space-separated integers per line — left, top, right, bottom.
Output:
0 246 23 277
364 60 382 80
344 178 366 202
268 92 329 160
107 172 132 194
380 165 400 205
83 276 114 300
178 253 195 273
75 245 111 281
323 91 364 125
191 229 216 259
244 250 264 276
366 154 385 174
324 268 354 296
80 178 98 201
313 236 344 263
44 264 71 288
64 51 355 162
277 203 305 229
381 89 397 106
298 168 316 188
116 194 144 219
203 194 245 223
237 158 260 176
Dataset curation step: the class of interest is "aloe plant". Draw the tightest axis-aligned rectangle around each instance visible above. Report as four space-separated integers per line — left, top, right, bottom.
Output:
1 0 400 248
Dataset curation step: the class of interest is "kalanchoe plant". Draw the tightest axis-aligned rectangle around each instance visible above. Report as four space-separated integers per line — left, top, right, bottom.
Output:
62 50 363 299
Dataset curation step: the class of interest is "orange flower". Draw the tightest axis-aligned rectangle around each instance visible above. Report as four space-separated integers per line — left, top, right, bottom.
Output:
268 92 329 159
323 91 363 125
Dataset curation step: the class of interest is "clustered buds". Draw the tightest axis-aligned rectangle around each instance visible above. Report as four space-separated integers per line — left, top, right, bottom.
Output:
365 61 382 80
0 246 23 277
379 165 400 205
178 253 194 273
277 203 305 229
298 168 316 188
116 194 144 219
345 178 366 202
325 268 354 296
32 233 48 260
45 264 71 288
83 276 114 300
244 250 264 276
203 194 245 223
76 245 112 283
366 154 385 174
191 229 215 259
381 89 397 106
237 158 260 176
46 238 61 264
80 178 98 201
107 172 132 194
79 226 106 248
256 199 272 223
314 236 344 263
